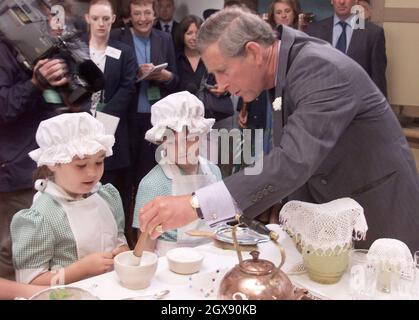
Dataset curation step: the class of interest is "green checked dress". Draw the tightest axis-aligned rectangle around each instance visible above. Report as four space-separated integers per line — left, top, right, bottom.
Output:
11 181 127 284
132 161 222 243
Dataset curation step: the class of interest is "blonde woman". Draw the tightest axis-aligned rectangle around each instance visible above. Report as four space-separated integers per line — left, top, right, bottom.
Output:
84 0 137 232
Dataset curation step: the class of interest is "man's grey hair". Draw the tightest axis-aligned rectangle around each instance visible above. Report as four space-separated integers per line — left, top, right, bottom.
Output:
197 8 277 58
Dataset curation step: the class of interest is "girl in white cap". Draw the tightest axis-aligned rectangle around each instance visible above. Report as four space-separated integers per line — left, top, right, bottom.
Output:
11 113 129 285
132 91 222 256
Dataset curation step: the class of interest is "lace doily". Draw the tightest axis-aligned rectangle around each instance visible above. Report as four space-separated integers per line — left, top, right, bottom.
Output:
367 238 414 276
280 198 368 255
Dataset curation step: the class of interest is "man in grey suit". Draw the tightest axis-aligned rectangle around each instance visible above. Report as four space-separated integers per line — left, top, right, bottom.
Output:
138 8 419 250
305 0 387 97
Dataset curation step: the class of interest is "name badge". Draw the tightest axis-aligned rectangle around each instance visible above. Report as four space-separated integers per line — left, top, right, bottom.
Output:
147 86 161 101
96 111 120 135
105 46 121 60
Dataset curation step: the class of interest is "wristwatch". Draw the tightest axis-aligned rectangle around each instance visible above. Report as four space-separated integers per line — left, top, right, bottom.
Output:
190 192 203 219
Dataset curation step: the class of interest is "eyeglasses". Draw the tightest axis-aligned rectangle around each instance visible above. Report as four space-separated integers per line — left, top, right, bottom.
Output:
132 11 154 18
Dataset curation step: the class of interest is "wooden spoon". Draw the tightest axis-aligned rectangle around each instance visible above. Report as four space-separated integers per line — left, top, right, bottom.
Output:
130 231 149 266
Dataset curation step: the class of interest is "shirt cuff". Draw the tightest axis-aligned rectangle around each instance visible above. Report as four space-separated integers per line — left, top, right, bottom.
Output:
16 267 48 284
195 181 239 228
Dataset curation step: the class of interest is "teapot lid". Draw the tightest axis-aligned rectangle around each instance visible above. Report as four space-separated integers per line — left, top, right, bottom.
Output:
239 251 275 275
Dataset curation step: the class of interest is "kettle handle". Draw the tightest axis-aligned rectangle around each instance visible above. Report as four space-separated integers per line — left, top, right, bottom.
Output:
231 224 286 271
273 239 286 270
232 225 244 264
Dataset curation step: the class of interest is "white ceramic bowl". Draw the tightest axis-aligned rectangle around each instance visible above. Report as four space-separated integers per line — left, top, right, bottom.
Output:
166 247 204 275
114 250 158 290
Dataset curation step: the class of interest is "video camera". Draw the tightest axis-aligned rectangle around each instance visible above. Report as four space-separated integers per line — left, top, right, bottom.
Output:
0 0 104 107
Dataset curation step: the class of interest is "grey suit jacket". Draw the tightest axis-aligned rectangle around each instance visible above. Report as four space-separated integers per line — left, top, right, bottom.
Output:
225 26 419 250
305 17 387 97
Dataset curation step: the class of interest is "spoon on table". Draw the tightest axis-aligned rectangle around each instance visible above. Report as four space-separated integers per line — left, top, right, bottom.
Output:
129 231 148 266
121 289 170 300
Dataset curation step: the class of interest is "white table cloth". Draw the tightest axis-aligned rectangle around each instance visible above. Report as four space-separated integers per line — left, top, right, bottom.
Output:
70 225 415 300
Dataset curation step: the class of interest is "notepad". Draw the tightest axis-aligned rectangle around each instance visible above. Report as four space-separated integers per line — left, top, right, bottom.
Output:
136 63 168 82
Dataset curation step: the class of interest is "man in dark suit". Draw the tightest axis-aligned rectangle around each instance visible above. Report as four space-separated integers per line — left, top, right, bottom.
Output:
111 0 179 199
138 8 419 251
154 0 178 43
305 0 387 97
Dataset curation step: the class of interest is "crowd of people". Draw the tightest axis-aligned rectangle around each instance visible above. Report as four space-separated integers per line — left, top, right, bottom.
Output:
1 0 418 300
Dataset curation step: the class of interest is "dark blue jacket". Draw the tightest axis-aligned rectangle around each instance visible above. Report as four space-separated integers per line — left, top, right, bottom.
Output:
97 39 137 170
0 40 57 192
110 27 179 111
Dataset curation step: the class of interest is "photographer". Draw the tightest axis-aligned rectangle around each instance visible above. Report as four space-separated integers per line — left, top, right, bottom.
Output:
0 38 68 280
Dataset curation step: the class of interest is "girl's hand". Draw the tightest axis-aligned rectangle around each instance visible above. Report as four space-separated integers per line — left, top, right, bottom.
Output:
80 252 114 277
112 245 130 257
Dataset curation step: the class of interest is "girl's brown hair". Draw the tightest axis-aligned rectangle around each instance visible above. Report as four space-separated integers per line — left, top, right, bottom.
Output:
267 0 302 29
32 165 54 183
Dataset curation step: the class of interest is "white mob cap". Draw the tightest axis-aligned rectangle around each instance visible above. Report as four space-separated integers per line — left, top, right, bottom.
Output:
29 112 115 167
145 91 215 144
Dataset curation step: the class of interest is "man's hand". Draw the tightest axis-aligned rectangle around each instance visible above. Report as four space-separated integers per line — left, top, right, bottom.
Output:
139 195 198 239
31 58 68 89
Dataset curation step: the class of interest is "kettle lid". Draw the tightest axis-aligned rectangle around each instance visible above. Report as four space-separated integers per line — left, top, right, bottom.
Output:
239 251 275 275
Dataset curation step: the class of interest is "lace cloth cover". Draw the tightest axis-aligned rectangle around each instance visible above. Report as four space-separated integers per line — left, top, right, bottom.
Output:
367 239 414 277
280 198 368 255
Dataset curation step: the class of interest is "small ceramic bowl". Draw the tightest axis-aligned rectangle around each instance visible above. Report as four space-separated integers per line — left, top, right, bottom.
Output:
114 250 158 290
166 247 204 275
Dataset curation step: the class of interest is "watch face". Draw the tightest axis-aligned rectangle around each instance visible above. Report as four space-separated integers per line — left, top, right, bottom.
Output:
191 196 199 208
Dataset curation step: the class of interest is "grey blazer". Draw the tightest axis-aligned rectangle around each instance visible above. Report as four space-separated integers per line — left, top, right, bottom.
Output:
225 26 419 250
305 17 388 97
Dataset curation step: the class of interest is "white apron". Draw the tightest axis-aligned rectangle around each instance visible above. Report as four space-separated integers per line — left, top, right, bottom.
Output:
156 157 217 256
37 180 119 259
58 193 119 259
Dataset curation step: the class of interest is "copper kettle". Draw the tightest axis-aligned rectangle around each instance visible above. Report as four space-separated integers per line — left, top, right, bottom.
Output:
218 225 306 300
